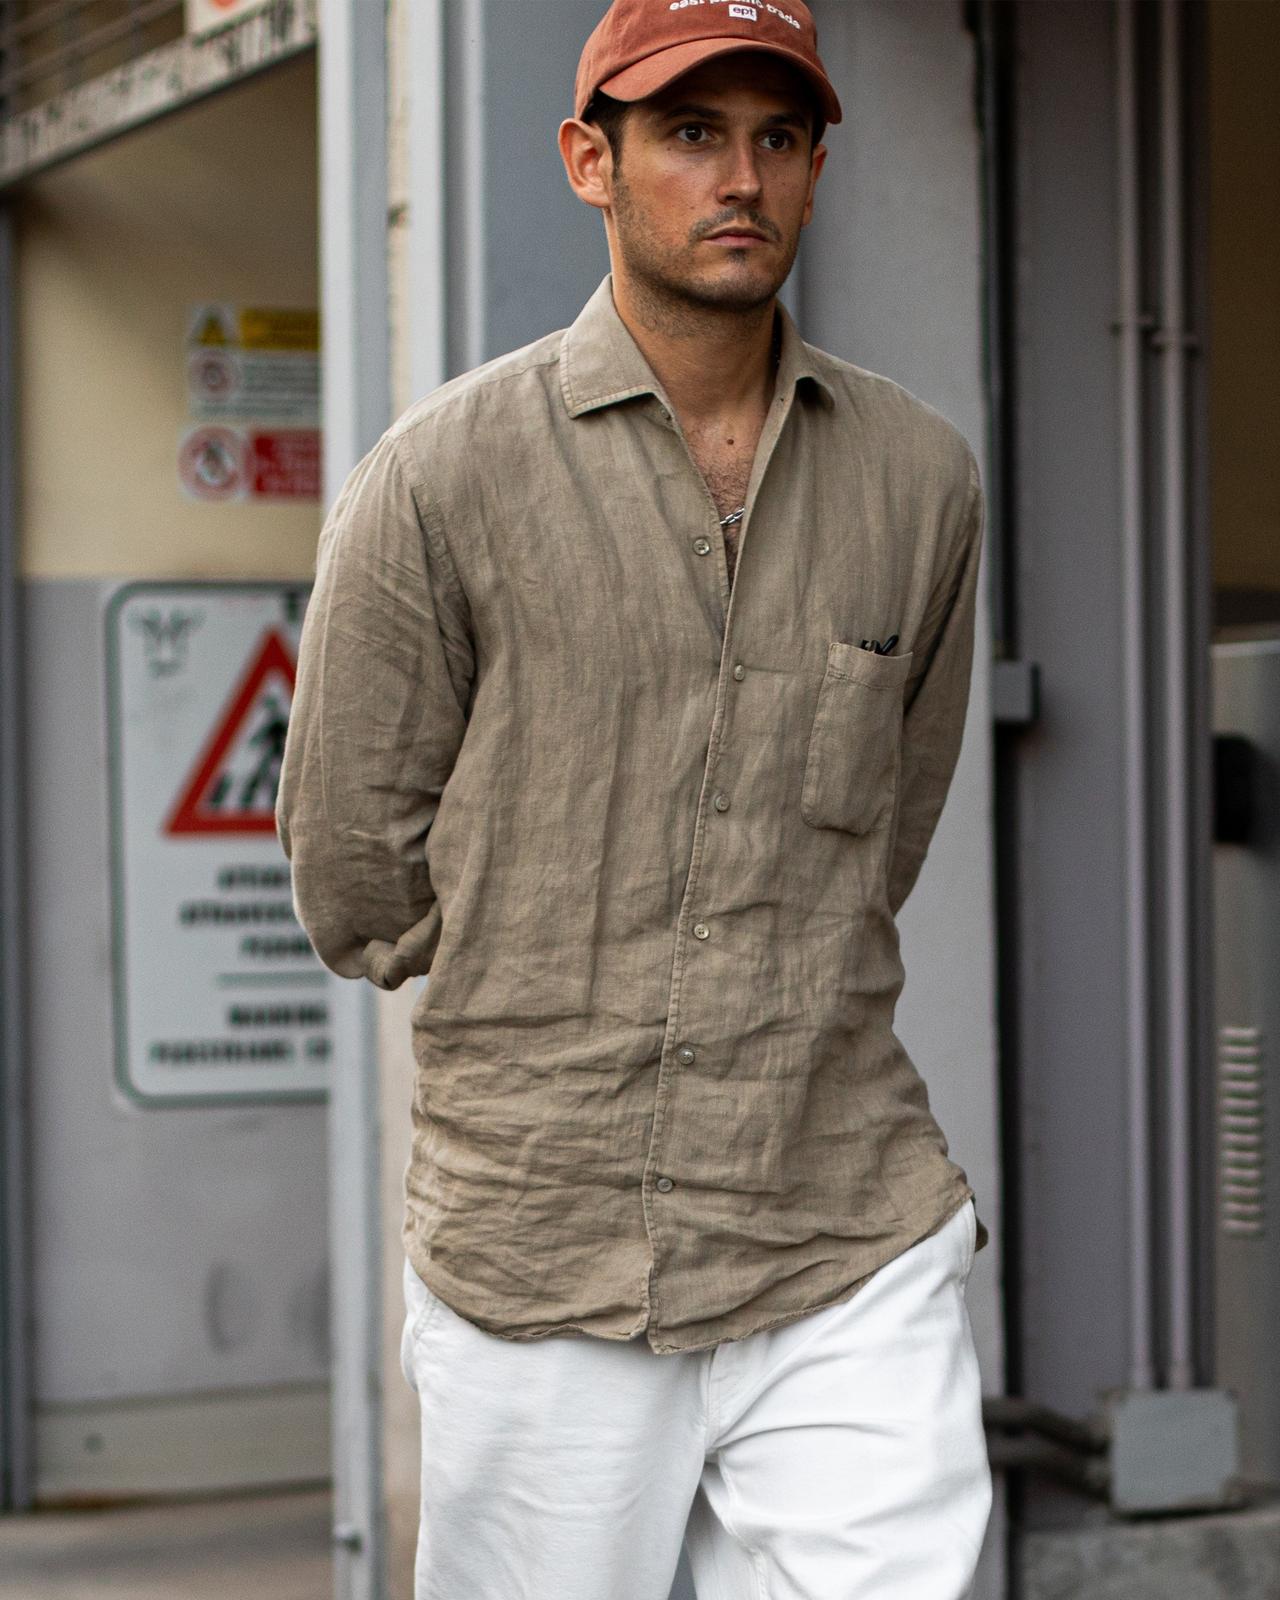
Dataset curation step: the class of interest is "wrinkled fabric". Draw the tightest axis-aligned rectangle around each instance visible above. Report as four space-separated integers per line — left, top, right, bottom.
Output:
278 274 989 1356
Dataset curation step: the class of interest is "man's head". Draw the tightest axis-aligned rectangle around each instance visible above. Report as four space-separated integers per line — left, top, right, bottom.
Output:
572 0 841 134
559 0 838 320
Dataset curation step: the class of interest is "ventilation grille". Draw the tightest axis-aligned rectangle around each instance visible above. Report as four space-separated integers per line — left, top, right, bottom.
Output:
1218 1024 1265 1237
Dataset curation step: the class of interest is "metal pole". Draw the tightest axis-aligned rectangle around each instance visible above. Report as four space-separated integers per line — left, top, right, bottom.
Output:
1157 0 1195 1394
0 200 33 1511
456 0 487 373
1115 0 1156 1396
404 0 448 403
318 0 391 1594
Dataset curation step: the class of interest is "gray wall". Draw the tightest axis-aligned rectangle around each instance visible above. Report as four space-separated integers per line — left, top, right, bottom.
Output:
445 0 609 374
1008 0 1131 1438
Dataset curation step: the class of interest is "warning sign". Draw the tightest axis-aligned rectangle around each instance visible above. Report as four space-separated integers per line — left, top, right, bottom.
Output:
178 426 320 502
166 631 296 834
179 424 246 501
182 303 320 498
107 583 332 1106
239 308 320 352
187 304 319 354
189 304 237 346
185 302 320 425
250 430 322 499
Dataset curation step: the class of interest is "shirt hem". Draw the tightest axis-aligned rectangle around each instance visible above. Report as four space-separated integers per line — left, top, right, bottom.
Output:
644 1184 977 1355
403 1184 980 1354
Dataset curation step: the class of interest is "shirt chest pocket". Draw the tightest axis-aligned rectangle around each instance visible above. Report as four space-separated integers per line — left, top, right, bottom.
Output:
800 642 915 835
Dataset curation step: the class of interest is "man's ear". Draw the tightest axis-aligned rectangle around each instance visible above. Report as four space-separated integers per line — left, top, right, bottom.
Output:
558 117 613 211
801 141 828 228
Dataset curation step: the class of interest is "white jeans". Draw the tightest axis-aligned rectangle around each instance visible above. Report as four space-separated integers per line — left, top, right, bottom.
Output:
400 1198 990 1600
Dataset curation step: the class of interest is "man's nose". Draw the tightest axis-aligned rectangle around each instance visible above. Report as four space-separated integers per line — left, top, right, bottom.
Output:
716 139 764 204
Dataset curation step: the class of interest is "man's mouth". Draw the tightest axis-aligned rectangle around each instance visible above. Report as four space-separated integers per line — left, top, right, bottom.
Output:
704 226 771 247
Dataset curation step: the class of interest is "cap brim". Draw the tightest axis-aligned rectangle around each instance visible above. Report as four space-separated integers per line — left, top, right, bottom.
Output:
595 38 842 126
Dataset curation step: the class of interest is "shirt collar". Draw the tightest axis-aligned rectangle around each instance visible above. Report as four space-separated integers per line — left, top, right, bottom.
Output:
559 273 835 420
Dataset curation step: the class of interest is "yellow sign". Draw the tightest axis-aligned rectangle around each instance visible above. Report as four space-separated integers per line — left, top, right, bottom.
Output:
239 308 321 353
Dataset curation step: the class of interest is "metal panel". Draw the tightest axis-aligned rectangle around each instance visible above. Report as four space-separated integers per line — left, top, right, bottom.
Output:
1212 635 1280 1486
1003 0 1218 1527
23 578 330 1472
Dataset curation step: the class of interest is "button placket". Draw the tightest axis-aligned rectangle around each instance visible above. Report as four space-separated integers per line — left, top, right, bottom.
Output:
642 386 799 1333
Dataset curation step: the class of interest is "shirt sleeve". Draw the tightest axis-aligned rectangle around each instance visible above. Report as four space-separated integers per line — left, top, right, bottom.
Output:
276 427 474 989
885 450 986 920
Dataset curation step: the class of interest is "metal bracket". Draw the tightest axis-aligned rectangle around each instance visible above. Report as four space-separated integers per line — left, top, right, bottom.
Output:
992 658 1040 727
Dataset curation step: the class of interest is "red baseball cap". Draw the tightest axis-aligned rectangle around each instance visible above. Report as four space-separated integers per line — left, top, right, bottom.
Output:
575 0 843 126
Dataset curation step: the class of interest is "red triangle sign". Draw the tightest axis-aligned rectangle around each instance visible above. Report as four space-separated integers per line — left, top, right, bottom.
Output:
165 629 297 836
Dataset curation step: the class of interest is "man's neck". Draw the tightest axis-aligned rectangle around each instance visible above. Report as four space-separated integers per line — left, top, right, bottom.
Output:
610 272 779 431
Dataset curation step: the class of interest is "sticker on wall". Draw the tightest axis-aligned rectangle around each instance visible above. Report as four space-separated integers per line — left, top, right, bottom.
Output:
249 429 321 498
178 425 320 502
106 583 332 1105
185 302 320 426
179 424 246 501
180 301 321 498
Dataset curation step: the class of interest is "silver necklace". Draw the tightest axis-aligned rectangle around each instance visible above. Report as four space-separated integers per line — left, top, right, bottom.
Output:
716 322 778 533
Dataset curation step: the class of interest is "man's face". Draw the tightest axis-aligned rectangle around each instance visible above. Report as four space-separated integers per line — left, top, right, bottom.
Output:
601 52 826 315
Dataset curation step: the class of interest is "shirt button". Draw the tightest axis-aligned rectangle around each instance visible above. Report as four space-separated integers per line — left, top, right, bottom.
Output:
732 663 745 680
692 922 710 940
693 537 712 555
676 1044 696 1064
656 1176 674 1193
712 791 730 812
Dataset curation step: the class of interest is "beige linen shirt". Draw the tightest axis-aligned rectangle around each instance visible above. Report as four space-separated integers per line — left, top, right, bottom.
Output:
278 274 989 1356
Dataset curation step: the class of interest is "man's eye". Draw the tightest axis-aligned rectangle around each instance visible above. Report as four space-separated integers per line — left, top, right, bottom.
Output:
675 124 710 144
762 131 794 151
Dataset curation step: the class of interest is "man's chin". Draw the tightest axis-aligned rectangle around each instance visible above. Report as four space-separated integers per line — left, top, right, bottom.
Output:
667 267 788 314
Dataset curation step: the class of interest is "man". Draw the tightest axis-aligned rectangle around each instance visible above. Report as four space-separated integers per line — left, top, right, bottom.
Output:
278 1 992 1595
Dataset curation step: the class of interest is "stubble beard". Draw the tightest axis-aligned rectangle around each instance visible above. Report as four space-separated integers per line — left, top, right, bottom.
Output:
610 170 800 338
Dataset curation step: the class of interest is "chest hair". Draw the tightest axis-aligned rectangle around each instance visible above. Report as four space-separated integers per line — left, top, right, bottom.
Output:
685 425 762 586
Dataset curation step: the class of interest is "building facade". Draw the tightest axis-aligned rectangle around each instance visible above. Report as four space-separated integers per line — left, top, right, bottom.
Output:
2 3 1277 1598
